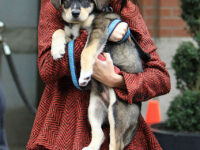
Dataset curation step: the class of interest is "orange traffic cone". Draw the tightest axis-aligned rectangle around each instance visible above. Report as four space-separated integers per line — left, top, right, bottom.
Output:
145 100 161 125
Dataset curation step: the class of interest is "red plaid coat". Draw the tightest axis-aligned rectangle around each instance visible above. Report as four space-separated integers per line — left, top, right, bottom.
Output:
27 0 171 149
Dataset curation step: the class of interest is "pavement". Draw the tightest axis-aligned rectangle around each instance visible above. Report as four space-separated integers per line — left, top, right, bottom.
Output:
9 147 25 150
5 107 35 150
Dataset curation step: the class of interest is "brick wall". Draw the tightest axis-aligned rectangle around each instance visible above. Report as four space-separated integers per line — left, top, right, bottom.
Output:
139 0 190 37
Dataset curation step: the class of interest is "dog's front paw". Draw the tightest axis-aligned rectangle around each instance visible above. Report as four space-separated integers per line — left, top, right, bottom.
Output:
79 71 92 87
51 41 65 60
51 29 66 60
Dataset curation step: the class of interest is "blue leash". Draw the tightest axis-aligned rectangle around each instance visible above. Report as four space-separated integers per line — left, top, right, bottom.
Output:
68 40 85 90
68 19 130 90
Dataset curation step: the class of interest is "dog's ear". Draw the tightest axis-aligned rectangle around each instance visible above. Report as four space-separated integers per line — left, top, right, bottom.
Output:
50 0 61 9
93 0 109 10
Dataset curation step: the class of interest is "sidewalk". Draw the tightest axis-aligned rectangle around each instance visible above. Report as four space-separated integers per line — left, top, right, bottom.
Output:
5 107 35 150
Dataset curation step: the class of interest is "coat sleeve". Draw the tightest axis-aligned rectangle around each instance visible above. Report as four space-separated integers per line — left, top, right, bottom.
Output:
38 0 88 84
110 1 171 104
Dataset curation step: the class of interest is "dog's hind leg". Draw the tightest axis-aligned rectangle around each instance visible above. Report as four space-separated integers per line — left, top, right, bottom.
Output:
83 90 107 150
111 101 140 150
107 88 118 150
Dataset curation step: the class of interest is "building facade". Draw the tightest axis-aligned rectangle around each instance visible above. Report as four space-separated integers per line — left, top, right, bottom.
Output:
139 0 193 120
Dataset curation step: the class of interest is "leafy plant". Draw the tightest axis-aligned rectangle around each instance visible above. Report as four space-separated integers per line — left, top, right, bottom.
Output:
181 0 200 37
167 90 200 132
171 42 200 91
167 0 200 132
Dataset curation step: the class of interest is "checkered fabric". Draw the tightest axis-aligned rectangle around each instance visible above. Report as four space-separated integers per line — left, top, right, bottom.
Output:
26 0 171 149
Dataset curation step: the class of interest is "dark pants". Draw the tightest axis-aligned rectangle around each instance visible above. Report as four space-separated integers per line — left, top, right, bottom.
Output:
0 84 9 150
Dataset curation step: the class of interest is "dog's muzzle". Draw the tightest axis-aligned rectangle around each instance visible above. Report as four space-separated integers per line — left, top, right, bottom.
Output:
71 9 80 18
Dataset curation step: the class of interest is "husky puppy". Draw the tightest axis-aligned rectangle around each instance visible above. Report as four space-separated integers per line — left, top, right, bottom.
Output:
51 0 144 149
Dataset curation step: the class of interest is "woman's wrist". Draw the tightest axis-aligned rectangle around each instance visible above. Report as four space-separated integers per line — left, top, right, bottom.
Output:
110 73 125 89
108 22 128 42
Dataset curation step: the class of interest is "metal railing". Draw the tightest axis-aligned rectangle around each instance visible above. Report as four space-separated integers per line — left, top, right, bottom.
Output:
0 21 37 114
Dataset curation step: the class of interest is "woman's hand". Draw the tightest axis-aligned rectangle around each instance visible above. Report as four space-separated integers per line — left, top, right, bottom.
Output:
109 22 128 42
92 53 125 88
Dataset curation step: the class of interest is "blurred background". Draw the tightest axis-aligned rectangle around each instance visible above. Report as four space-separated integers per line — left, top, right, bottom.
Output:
0 0 195 149
138 0 193 121
0 0 40 149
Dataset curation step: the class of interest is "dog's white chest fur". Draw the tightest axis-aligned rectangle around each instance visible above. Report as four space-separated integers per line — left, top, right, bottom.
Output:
64 14 95 41
64 24 81 40
63 24 80 40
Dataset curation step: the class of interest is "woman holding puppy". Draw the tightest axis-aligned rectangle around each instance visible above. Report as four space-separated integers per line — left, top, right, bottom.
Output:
27 0 170 149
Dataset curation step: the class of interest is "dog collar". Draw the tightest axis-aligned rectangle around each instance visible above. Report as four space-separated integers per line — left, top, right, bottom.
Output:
102 7 113 13
68 19 130 90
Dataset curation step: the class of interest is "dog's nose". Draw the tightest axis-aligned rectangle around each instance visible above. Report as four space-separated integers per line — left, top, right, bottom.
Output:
72 10 80 18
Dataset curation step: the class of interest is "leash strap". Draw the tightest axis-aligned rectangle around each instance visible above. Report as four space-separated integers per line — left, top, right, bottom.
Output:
68 19 130 90
129 32 150 63
68 40 78 89
68 40 90 90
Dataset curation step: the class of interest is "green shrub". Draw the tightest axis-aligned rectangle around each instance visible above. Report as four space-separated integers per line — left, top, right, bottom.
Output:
167 0 200 132
167 90 200 132
171 42 200 91
181 0 200 37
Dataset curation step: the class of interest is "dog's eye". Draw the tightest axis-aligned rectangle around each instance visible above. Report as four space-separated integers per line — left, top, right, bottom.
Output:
63 0 71 8
81 0 92 7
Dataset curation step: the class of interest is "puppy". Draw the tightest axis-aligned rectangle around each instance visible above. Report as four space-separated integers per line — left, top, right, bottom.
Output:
50 0 143 149
51 0 95 60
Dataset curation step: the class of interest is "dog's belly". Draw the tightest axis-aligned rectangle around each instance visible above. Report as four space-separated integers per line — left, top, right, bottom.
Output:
92 80 110 105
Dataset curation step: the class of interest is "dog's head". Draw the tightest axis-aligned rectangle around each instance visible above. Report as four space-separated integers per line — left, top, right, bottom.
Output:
51 0 111 12
51 0 95 23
